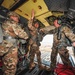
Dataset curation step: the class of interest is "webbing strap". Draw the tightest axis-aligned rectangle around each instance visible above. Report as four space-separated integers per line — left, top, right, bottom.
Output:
0 25 3 43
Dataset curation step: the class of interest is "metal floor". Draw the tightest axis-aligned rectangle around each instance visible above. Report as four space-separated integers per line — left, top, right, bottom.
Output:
17 65 50 75
0 46 75 75
0 66 50 75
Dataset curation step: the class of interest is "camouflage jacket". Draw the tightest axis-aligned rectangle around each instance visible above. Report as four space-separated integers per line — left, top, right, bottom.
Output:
1 19 29 47
41 25 75 48
28 19 40 46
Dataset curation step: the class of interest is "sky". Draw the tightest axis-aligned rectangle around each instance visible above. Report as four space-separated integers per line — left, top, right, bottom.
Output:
40 34 53 46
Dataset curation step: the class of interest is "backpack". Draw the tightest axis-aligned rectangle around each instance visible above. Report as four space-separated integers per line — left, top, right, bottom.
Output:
54 63 75 75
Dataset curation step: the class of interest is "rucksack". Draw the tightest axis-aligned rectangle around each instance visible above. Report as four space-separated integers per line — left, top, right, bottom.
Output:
54 64 75 75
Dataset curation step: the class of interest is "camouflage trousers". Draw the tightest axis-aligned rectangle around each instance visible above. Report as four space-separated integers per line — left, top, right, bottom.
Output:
0 45 18 75
50 46 72 70
29 45 42 66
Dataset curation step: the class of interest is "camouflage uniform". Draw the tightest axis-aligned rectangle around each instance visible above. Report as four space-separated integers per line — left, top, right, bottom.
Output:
41 25 75 70
28 19 43 69
0 12 28 75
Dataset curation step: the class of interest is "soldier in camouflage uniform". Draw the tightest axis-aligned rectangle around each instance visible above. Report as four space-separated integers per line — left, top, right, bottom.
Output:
28 9 45 70
0 11 28 75
40 19 75 72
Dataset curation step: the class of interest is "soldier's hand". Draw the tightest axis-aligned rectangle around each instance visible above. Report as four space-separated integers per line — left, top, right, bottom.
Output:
40 29 44 32
31 9 35 20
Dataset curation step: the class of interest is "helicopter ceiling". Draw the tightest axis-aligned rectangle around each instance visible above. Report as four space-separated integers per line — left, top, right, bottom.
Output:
1 0 69 27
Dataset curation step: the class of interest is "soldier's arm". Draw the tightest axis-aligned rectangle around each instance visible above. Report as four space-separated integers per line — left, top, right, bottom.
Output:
66 32 75 47
28 19 35 31
40 26 56 34
12 24 29 40
63 26 75 44
28 9 35 31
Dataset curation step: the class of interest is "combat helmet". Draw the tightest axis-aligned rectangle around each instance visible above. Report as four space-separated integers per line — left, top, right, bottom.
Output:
7 11 20 19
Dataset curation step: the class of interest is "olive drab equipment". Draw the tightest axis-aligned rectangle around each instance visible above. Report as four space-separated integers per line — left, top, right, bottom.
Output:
0 24 3 43
57 21 75 57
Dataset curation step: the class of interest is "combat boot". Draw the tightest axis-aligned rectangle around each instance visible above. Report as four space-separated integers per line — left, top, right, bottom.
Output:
45 67 51 71
46 66 54 71
45 67 54 74
38 64 46 70
29 63 35 70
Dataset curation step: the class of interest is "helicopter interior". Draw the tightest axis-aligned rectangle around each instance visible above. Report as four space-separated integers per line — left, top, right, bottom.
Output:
0 0 75 75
